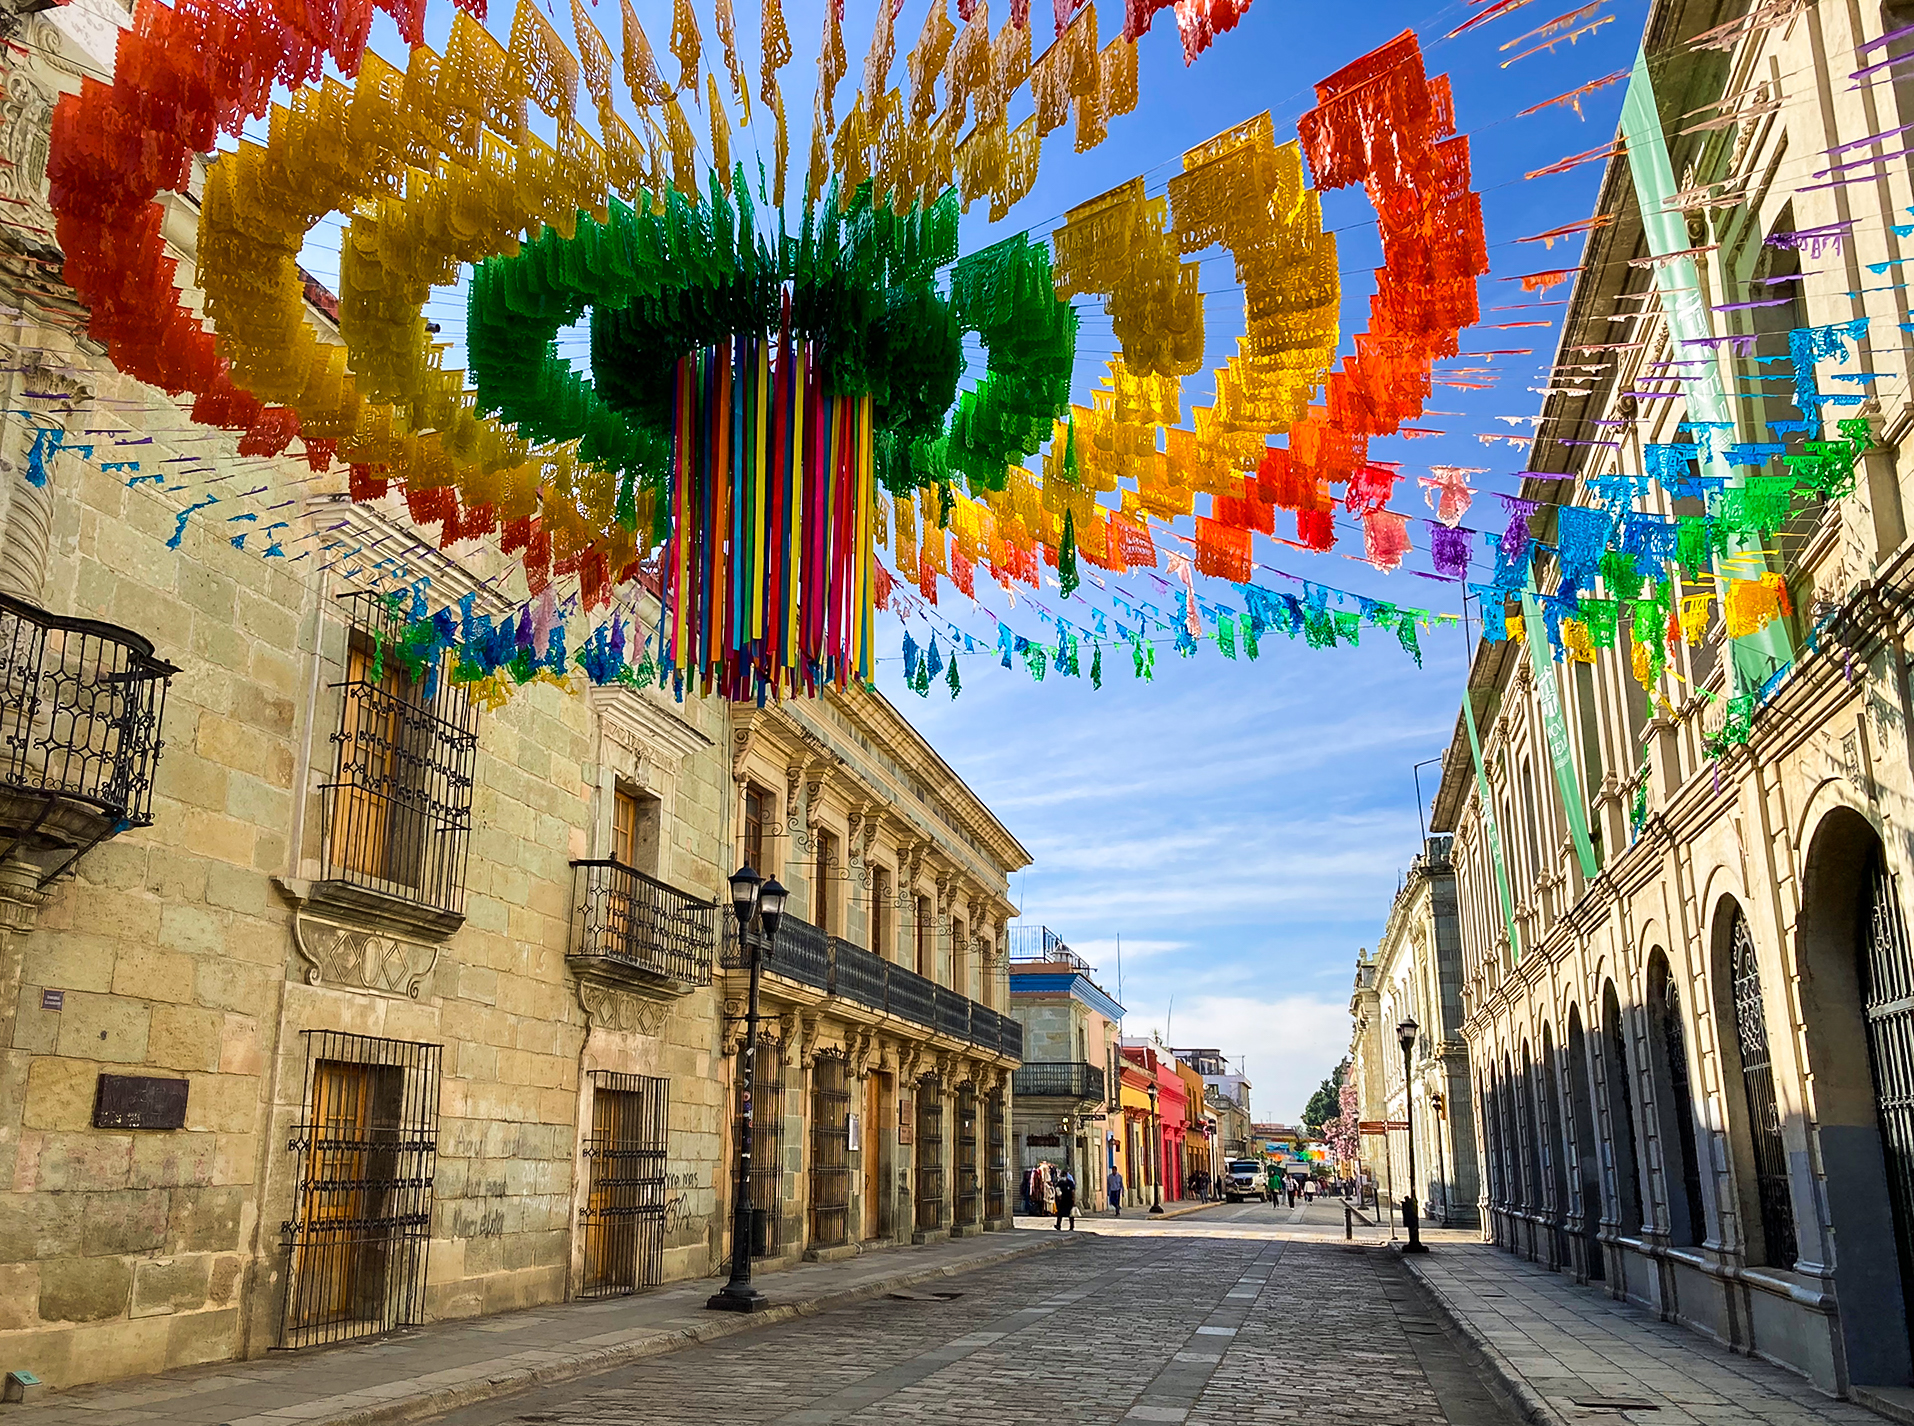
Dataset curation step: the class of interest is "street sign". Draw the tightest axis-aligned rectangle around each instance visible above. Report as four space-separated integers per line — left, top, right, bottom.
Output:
1358 1119 1409 1133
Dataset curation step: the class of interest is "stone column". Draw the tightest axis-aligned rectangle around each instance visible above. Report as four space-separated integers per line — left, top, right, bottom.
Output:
0 857 56 1192
0 472 53 604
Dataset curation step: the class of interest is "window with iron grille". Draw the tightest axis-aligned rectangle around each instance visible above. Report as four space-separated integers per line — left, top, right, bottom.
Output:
322 592 477 919
1861 844 1914 1338
810 1054 850 1249
738 1038 784 1257
954 1083 979 1226
915 1076 945 1232
1729 907 1798 1267
281 1031 441 1348
986 1091 1007 1220
579 1072 668 1298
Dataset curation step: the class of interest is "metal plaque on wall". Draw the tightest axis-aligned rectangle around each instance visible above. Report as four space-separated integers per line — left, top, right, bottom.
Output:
93 1074 189 1130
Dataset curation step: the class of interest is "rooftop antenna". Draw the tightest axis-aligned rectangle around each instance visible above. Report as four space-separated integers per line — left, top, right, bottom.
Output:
1116 932 1123 1008
1166 993 1173 1044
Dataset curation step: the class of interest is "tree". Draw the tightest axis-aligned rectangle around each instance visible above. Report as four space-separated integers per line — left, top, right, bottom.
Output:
1303 1057 1349 1134
1324 1079 1360 1170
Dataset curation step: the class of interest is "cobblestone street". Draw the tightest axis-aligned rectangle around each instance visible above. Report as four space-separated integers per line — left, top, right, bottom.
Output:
432 1204 1513 1426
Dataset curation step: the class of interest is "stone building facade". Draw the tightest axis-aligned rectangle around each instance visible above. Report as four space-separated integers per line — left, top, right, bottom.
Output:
724 697 1027 1255
0 4 1025 1388
1006 926 1123 1210
1430 0 1914 1396
1174 1049 1251 1162
1347 838 1479 1228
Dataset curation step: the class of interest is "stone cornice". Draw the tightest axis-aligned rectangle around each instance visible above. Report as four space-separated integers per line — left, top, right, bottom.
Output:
734 692 1027 891
592 683 713 763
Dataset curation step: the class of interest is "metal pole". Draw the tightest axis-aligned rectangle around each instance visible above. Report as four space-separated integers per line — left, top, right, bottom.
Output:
1149 1106 1164 1214
1401 1038 1427 1254
708 933 769 1310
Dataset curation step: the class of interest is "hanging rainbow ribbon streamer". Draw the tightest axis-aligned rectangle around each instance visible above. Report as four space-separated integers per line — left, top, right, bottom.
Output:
663 323 877 702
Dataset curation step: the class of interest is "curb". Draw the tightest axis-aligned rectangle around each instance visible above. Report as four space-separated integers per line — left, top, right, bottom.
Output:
1396 1255 1567 1426
275 1235 1069 1426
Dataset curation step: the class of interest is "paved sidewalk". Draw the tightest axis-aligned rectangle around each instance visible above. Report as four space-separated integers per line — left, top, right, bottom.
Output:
20 1232 1061 1426
1405 1242 1894 1425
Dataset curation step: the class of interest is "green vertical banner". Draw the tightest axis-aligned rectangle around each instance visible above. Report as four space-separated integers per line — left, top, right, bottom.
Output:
1461 673 1523 965
1522 590 1601 880
1619 45 1793 693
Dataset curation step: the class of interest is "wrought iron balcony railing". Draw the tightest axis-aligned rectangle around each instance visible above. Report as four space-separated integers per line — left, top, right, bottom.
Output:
974 1005 1024 1061
722 914 1019 1060
569 860 718 987
1007 924 1095 972
1011 1060 1105 1103
0 591 176 881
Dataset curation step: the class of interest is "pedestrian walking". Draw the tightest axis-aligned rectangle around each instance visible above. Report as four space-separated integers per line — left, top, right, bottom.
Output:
1304 1178 1318 1203
1106 1166 1124 1217
1054 1170 1077 1230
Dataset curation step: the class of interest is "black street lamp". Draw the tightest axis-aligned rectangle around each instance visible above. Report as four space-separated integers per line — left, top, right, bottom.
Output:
1147 1078 1164 1215
1397 1016 1427 1254
707 865 788 1311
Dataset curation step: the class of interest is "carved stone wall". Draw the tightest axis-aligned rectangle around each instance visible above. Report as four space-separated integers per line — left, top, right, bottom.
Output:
292 912 440 999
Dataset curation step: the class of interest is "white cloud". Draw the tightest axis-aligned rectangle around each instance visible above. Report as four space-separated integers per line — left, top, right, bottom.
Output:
1065 937 1187 964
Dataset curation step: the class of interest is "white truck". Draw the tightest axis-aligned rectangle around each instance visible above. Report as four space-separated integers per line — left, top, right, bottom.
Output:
1223 1158 1266 1202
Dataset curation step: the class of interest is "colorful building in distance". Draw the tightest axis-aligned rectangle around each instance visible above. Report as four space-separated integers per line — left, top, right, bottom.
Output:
1122 1041 1190 1204
1006 926 1124 1208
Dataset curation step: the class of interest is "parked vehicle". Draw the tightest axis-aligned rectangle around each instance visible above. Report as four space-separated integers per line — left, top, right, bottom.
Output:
1223 1158 1265 1202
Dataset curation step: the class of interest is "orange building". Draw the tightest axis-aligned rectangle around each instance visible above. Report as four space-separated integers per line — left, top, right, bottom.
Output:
1120 1042 1189 1204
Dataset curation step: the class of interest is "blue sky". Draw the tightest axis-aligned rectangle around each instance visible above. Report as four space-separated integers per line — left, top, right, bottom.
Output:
309 0 1646 1121
850 0 1647 1121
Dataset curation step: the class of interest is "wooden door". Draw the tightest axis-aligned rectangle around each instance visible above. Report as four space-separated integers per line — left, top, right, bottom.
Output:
585 1089 633 1292
295 1061 374 1325
333 643 400 880
865 1072 891 1240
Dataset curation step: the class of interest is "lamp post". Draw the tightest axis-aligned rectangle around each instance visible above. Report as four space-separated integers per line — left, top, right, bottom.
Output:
707 865 788 1312
1397 1017 1428 1254
1147 1078 1164 1215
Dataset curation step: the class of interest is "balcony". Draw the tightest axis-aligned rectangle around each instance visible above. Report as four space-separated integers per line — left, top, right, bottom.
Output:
568 860 718 990
1008 924 1094 974
0 592 176 885
1012 1061 1106 1103
723 914 1022 1060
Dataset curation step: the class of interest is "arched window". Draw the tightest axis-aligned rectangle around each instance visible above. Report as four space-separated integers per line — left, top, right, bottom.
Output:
1794 808 1914 1378
1520 1041 1545 1216
1566 1005 1605 1279
1541 1023 1570 1227
1646 950 1707 1246
1727 905 1797 1268
1480 1065 1504 1210
1600 980 1644 1235
1501 1052 1525 1211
